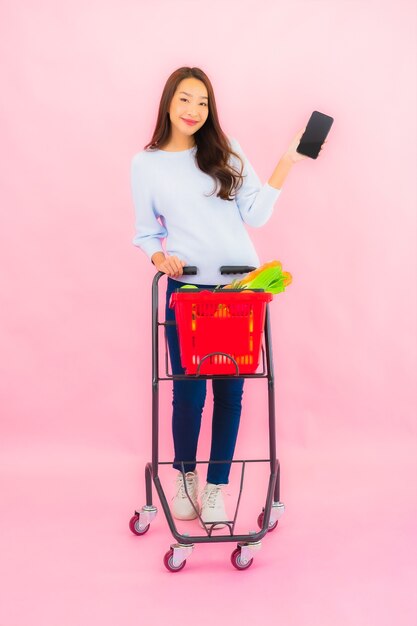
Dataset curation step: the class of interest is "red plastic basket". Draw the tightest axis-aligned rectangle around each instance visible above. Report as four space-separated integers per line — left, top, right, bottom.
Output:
169 290 273 375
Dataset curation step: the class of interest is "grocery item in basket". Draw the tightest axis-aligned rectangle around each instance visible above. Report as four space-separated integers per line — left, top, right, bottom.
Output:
222 261 292 294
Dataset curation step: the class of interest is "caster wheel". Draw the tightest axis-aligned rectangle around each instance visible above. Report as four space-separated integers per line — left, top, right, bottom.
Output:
129 514 150 536
231 547 253 570
257 511 278 532
163 549 186 572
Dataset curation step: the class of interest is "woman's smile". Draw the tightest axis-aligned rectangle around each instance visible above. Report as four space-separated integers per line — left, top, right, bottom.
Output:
181 118 198 126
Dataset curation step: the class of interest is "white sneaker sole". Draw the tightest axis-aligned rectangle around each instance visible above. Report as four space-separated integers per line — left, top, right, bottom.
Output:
172 504 200 521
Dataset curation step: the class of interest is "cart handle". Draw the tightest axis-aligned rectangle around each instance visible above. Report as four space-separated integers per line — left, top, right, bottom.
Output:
181 265 256 276
182 266 197 275
155 265 255 281
220 266 256 275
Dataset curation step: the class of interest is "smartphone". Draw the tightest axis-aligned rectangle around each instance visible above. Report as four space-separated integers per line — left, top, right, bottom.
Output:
296 111 334 159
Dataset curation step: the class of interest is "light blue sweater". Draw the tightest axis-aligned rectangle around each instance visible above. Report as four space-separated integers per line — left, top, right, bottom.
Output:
131 137 282 285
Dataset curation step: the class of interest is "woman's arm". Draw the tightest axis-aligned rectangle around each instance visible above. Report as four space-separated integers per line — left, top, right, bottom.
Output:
231 131 307 227
268 153 296 189
131 154 186 277
268 128 323 189
232 128 324 226
131 153 167 257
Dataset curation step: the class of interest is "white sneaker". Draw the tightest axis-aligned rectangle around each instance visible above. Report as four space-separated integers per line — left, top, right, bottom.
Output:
172 471 200 520
200 483 228 529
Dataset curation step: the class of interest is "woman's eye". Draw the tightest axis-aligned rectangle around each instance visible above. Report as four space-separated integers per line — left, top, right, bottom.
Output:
180 97 207 106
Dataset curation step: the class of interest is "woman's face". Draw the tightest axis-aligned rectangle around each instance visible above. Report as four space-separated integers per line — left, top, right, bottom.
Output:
168 78 209 140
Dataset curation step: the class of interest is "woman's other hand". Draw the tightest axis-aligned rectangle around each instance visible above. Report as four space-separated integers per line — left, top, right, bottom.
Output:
152 252 186 277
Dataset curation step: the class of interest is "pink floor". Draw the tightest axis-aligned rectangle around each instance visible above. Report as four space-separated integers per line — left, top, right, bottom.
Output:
1 439 416 626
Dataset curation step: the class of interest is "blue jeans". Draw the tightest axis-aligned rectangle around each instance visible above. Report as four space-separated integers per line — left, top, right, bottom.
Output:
165 277 244 485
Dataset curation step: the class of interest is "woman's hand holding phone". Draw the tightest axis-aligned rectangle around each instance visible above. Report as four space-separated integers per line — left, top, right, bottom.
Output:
295 111 333 159
285 128 309 163
268 125 328 189
285 128 327 163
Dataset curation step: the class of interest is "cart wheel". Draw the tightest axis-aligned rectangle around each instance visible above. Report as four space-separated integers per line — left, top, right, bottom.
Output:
231 547 253 570
129 514 150 536
257 511 278 532
163 549 186 573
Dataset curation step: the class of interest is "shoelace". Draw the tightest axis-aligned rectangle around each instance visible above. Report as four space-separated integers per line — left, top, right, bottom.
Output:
203 485 224 509
176 474 197 500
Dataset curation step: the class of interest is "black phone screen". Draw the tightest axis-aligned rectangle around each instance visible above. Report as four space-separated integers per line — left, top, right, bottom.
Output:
296 111 334 159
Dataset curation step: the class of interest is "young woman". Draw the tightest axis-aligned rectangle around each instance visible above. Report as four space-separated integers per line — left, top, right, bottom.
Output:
131 66 308 528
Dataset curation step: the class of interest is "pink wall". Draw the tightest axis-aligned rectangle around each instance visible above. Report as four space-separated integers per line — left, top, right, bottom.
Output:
0 1 416 623
1 0 415 449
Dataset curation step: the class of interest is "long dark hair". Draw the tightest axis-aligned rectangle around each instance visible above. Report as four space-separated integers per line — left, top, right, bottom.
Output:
144 67 244 201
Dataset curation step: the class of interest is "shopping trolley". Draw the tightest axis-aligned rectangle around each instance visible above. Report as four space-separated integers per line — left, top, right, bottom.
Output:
129 266 285 571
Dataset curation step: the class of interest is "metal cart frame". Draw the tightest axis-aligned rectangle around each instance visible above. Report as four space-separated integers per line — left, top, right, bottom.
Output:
129 266 285 571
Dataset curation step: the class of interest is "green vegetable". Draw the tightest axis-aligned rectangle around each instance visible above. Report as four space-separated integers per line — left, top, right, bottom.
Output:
222 261 292 294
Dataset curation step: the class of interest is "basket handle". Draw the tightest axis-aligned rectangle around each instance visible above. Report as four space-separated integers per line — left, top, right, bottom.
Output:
220 266 256 275
196 352 240 376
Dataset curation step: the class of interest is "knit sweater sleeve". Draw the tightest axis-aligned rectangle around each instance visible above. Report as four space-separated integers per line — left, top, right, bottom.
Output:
230 137 282 228
130 152 167 258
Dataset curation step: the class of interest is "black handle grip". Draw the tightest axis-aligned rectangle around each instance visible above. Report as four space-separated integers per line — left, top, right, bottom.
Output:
220 265 256 275
182 266 198 275
162 265 253 277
